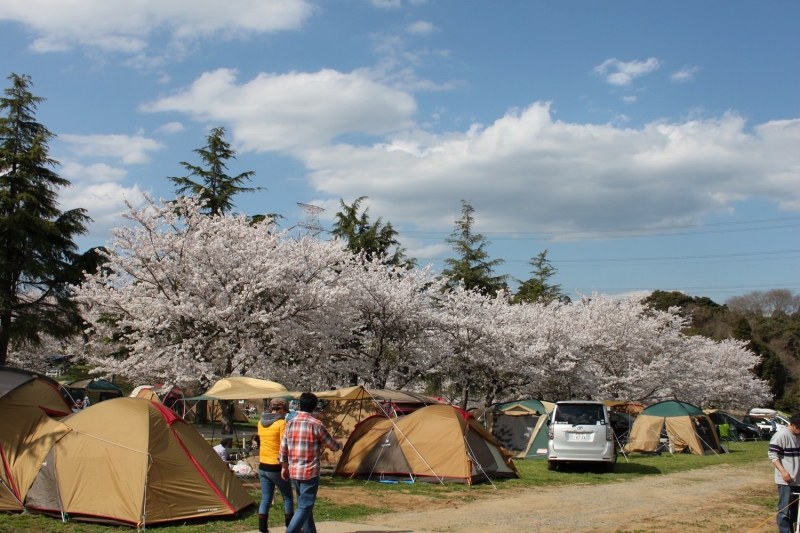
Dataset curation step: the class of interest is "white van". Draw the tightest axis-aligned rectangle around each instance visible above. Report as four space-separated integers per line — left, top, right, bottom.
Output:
547 401 616 472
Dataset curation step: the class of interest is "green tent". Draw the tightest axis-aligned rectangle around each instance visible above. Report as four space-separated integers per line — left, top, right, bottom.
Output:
479 399 554 459
625 400 722 455
65 379 123 404
640 400 705 418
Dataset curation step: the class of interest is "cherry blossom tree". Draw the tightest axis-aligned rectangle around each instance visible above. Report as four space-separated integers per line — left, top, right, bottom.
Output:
74 196 355 432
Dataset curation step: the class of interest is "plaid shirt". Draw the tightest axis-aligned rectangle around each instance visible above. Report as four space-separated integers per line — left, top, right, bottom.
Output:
279 411 341 480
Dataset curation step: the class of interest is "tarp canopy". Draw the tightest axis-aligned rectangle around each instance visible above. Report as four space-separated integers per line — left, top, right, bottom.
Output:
642 400 705 418
65 378 123 393
201 377 287 400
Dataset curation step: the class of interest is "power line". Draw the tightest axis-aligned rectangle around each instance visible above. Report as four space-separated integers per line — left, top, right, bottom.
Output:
401 215 800 240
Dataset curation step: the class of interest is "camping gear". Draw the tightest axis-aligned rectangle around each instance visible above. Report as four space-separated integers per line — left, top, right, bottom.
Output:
0 366 72 417
0 406 70 512
475 399 553 459
336 404 519 485
624 400 722 455
23 397 254 527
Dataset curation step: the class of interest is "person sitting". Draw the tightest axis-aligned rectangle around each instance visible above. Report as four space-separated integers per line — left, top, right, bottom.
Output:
213 437 232 460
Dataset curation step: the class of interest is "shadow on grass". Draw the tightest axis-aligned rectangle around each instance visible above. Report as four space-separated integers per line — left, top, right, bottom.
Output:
612 462 662 474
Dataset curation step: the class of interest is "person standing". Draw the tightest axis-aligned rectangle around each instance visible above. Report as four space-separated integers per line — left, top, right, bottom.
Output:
257 398 295 533
769 412 800 533
279 392 341 533
82 393 91 409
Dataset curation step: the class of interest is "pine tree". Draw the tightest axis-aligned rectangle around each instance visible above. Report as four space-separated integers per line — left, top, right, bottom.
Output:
0 73 89 366
331 196 413 266
513 249 569 304
441 200 507 295
168 127 258 215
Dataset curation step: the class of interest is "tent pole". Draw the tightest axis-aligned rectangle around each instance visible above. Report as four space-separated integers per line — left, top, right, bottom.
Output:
363 389 444 485
462 435 497 490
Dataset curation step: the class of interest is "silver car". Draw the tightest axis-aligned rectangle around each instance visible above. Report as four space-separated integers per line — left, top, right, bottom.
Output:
547 401 616 472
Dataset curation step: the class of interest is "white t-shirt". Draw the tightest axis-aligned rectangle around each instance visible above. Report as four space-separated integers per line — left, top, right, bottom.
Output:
213 444 227 460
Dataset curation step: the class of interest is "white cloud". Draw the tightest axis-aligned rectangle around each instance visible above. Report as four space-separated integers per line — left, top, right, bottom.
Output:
621 95 637 103
60 134 165 164
594 57 660 86
0 0 314 54
301 104 800 233
59 180 147 238
143 68 800 235
671 65 701 83
369 0 402 7
155 122 185 135
61 162 127 183
406 21 435 35
141 68 417 153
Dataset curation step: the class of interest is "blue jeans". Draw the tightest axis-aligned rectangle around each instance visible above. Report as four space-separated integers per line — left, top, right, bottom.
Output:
778 484 800 533
286 476 319 533
258 468 294 516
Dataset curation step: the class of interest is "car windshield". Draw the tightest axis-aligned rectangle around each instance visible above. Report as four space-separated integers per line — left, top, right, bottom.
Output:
554 404 605 425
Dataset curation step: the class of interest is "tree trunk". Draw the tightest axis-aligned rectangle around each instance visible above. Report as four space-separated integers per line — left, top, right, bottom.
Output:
0 312 11 367
459 380 470 410
219 399 234 438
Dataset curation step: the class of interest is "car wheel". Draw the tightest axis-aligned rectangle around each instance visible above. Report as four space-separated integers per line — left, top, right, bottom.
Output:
547 461 557 471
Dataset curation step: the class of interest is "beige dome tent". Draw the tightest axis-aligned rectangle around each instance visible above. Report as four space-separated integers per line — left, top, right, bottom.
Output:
0 366 72 416
624 400 722 455
0 406 70 512
23 397 254 527
336 404 519 485
0 367 73 512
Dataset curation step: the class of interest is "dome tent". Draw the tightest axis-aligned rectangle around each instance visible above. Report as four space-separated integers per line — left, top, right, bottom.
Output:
475 399 554 459
336 404 519 485
0 366 72 416
624 400 722 455
23 397 254 527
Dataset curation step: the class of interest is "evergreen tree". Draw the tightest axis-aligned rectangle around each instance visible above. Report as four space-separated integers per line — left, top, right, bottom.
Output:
168 127 258 215
441 200 507 295
331 196 413 266
0 73 89 366
512 249 569 304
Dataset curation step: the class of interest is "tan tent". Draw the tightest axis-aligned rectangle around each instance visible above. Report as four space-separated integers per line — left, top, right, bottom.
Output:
0 406 70 512
287 386 441 466
203 377 287 400
23 397 254 527
336 404 519 484
0 366 72 416
624 400 722 455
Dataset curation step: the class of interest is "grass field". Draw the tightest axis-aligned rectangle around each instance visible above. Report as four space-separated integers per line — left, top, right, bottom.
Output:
0 441 770 533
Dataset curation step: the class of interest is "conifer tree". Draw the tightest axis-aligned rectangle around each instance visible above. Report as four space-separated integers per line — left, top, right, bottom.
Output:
169 127 258 215
441 200 507 295
0 73 89 366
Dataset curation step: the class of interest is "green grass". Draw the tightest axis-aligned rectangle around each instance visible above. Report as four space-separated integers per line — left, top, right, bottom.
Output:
0 441 769 532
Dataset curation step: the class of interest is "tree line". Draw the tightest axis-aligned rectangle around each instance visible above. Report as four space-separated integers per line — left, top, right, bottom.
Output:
1 73 791 426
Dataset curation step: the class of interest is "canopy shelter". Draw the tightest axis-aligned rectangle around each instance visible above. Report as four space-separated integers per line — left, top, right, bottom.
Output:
282 386 442 466
0 366 72 417
336 404 519 485
474 399 553 459
198 377 287 400
23 397 253 527
64 378 123 404
624 400 722 455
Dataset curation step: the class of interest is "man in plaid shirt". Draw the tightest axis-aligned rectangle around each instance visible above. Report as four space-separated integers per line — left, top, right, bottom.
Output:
280 392 341 533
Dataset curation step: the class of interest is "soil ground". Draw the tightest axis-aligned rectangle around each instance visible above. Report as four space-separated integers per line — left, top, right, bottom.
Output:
256 459 781 533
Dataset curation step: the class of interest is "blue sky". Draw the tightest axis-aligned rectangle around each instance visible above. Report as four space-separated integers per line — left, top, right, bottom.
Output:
1 1 798 303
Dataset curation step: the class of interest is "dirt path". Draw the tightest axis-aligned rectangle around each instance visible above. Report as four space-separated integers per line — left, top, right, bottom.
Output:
322 460 779 533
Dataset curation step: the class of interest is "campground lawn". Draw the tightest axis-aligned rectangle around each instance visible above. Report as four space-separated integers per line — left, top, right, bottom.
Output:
0 441 770 533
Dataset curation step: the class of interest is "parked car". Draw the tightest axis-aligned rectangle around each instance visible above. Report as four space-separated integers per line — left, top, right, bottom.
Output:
547 401 616 472
706 410 760 441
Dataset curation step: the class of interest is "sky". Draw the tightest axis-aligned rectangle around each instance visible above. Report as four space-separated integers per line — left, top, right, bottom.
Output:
1 1 798 304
